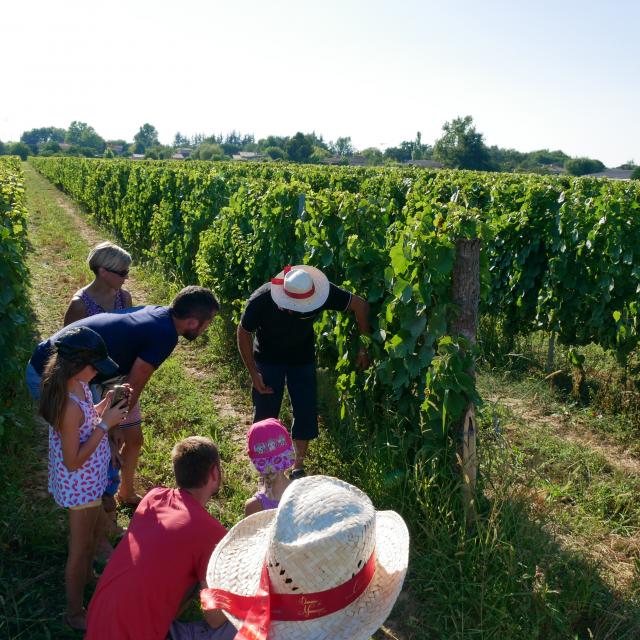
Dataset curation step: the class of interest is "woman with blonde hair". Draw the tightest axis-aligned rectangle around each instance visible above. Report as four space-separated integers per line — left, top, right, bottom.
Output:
64 241 133 325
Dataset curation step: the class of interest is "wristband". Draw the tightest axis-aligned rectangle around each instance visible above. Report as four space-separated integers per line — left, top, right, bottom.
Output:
97 420 109 434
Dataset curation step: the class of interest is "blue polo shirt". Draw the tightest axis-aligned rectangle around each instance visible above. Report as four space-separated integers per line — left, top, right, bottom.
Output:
30 306 178 380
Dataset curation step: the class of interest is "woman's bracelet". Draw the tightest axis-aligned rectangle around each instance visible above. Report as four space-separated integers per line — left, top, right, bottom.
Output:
97 420 110 434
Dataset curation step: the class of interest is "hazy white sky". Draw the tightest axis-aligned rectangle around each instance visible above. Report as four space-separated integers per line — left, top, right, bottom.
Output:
2 0 639 166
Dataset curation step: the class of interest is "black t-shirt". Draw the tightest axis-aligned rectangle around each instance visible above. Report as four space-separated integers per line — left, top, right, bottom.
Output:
240 282 352 365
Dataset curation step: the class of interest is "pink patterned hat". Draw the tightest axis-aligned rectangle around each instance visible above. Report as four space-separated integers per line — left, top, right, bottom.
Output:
247 418 295 475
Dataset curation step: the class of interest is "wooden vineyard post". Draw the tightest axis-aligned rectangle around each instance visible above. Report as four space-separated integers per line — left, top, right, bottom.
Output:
449 237 481 526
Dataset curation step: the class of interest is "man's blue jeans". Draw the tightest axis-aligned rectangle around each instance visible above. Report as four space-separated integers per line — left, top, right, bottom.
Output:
252 362 318 440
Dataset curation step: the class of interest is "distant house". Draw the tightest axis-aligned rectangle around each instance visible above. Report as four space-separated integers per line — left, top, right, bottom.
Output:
324 155 368 166
584 168 633 180
324 156 349 166
232 151 266 161
405 159 443 169
544 163 565 175
59 143 71 151
131 154 145 160
171 148 192 160
106 144 124 154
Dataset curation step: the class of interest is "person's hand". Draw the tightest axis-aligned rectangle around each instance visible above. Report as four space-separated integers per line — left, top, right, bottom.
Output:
355 347 370 370
95 391 112 416
120 384 133 408
102 399 129 429
251 372 273 394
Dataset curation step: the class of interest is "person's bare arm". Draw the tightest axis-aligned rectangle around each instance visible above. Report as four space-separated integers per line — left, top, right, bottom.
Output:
63 297 87 326
237 325 272 394
244 496 262 517
347 295 372 369
124 358 156 408
59 396 126 471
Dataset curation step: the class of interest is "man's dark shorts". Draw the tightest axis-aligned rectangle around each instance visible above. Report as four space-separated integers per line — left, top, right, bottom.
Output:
252 362 317 441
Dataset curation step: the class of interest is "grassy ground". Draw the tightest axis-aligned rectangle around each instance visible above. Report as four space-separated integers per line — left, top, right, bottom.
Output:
1 163 640 639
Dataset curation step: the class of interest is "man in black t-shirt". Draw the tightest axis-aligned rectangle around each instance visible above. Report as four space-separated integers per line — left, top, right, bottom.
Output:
238 265 370 477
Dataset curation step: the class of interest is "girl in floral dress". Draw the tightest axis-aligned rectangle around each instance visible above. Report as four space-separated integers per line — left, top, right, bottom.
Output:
39 327 129 631
244 418 295 516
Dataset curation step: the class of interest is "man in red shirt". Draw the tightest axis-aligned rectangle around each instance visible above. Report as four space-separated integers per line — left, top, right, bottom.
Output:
86 436 234 640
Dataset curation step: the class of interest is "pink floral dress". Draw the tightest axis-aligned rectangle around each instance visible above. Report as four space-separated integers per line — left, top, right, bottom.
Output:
48 381 109 507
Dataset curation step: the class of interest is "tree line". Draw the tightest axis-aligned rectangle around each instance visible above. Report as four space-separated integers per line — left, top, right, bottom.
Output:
2 117 636 177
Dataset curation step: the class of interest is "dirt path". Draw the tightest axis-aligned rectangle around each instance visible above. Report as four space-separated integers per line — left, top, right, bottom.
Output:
27 164 253 438
485 392 640 478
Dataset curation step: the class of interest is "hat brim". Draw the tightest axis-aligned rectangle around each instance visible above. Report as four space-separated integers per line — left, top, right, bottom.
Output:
270 265 330 313
206 509 409 640
92 356 119 377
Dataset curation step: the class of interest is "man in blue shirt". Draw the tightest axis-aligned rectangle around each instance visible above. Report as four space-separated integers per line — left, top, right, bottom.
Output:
27 286 219 505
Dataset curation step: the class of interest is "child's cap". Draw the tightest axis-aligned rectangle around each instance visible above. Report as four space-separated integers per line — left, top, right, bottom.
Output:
247 418 295 475
54 327 119 377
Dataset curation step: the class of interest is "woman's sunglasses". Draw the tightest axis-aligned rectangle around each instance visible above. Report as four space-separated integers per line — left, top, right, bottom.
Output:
104 267 129 278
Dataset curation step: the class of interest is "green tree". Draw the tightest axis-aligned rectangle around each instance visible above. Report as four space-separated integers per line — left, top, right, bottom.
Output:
264 146 286 160
361 147 383 165
134 123 160 151
258 135 288 151
195 143 226 161
433 115 492 170
9 142 30 160
384 141 414 163
0 140 5 155
564 157 605 176
173 132 190 148
331 136 354 157
40 140 61 156
21 127 66 153
631 166 640 180
65 121 105 153
310 146 330 163
286 132 313 163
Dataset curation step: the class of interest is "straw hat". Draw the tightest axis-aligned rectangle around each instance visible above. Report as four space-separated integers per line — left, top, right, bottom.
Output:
203 475 409 640
270 265 330 313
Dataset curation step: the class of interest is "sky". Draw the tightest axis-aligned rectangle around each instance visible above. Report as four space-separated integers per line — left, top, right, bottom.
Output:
2 0 639 166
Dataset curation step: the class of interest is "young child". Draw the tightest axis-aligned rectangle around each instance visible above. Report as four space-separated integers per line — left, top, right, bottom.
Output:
39 327 129 631
244 418 295 516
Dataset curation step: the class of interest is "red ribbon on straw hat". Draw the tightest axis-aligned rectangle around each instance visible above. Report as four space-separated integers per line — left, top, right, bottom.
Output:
201 551 376 640
270 265 316 300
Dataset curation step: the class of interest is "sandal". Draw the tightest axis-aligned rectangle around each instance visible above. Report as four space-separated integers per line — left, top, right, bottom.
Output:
117 493 143 508
63 611 87 632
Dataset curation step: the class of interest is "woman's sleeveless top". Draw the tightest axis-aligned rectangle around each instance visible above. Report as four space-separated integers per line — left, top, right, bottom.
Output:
48 381 109 507
80 288 125 315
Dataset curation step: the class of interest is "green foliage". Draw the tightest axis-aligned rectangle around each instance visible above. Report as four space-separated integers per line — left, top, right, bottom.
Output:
434 115 492 171
29 155 640 472
285 132 313 163
9 142 30 161
134 123 160 151
631 166 640 180
0 157 31 444
65 121 106 154
564 157 605 176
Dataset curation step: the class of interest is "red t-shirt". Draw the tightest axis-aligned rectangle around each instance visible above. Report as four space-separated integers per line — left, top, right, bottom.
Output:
86 487 227 640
